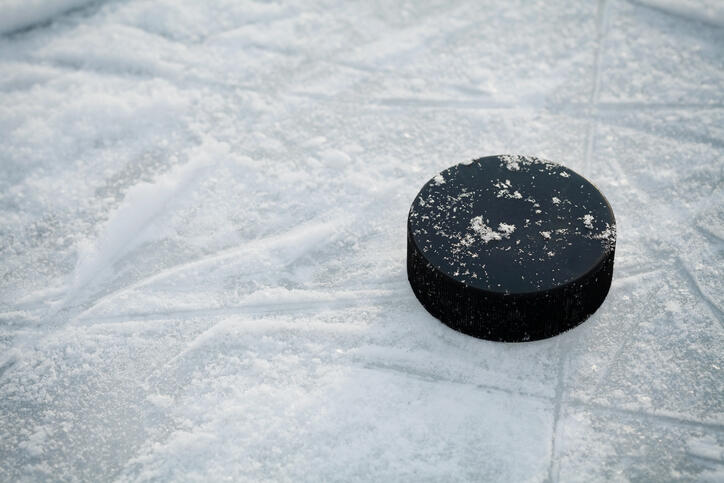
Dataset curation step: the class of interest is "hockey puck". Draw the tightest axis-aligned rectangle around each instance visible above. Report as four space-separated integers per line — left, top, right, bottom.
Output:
407 155 616 342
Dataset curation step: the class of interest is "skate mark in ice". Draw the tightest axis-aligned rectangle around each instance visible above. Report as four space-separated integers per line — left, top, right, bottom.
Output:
14 55 270 99
0 356 18 380
569 398 724 432
628 0 724 30
676 256 724 326
76 175 408 321
588 283 666 401
559 101 724 112
695 224 724 247
611 266 662 287
361 361 549 402
119 21 194 45
595 101 724 111
583 0 611 176
157 290 409 369
0 310 41 326
592 113 724 151
75 213 348 321
551 7 608 473
6 57 175 90
321 59 395 75
0 0 106 36
316 5 471 78
79 288 409 325
547 338 570 483
370 97 515 110
685 449 724 466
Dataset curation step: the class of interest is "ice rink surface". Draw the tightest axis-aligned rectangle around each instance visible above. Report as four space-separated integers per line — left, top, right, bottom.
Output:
0 0 722 480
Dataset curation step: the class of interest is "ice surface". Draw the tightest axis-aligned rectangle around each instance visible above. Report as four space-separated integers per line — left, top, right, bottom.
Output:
0 0 722 481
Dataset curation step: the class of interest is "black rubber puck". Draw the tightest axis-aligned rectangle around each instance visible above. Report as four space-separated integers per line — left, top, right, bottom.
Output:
407 155 616 342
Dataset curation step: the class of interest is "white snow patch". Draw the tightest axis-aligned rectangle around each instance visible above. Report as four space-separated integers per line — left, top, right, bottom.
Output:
147 394 174 409
63 138 223 304
664 300 681 313
19 426 49 457
582 214 594 229
319 148 351 167
433 174 445 185
301 136 327 148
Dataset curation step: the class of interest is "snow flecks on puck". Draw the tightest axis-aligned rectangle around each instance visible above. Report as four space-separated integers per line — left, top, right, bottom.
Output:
498 222 516 236
469 216 502 242
410 156 616 290
592 223 617 253
500 154 522 171
467 217 515 244
494 179 523 199
582 214 595 229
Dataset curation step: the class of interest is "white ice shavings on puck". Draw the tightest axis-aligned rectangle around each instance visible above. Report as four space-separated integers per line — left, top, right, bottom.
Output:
582 214 594 229
552 197 561 204
500 154 522 171
540 231 551 239
498 223 516 236
467 217 501 244
460 217 515 246
493 179 522 199
433 174 445 185
500 154 562 172
592 223 617 252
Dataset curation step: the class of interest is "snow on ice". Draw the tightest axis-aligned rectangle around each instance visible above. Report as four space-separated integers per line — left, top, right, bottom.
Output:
0 0 723 481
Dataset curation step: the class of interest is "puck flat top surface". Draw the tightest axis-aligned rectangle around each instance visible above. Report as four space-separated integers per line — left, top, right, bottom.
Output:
408 155 616 295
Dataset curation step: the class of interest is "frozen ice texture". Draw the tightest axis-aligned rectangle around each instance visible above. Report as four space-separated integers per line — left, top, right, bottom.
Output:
0 0 722 481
